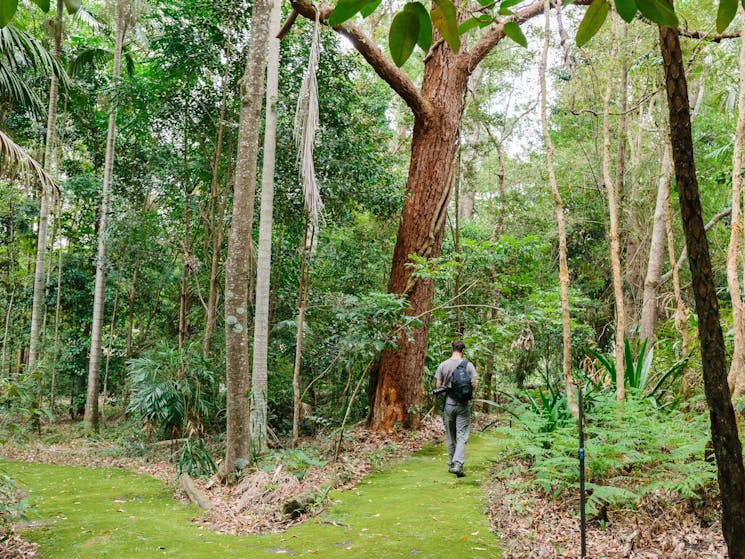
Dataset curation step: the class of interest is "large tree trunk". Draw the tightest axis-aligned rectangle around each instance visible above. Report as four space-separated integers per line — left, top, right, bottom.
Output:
85 1 126 432
288 0 560 432
659 19 745 558
369 44 468 431
251 0 281 454
602 12 625 400
728 11 745 398
540 0 575 417
221 0 273 482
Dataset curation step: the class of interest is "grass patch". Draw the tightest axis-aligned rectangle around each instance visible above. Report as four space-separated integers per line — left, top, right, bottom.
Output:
3 433 501 558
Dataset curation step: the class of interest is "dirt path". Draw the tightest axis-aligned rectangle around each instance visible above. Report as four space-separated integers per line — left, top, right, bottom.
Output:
4 433 501 558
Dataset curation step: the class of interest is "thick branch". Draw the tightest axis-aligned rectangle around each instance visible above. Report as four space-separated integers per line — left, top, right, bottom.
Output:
289 0 433 123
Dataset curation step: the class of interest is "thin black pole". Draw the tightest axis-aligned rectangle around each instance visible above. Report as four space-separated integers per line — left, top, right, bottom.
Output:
577 383 586 559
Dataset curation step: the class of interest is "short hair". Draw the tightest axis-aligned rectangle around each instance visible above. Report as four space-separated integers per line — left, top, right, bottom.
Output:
452 340 466 353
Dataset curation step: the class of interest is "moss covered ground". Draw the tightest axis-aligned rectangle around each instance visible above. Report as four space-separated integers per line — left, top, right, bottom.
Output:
3 433 501 558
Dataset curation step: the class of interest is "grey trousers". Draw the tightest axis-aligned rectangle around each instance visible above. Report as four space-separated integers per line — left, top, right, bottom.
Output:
443 401 471 466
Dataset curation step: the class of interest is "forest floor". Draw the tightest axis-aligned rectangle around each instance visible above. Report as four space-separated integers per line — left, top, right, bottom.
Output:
0 414 729 558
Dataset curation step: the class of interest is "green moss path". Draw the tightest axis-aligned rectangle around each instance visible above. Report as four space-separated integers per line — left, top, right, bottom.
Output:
3 433 501 558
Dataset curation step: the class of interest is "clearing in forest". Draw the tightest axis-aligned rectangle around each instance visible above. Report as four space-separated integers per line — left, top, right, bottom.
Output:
3 433 501 558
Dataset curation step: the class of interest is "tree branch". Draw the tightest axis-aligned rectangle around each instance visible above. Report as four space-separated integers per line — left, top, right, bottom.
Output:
463 0 592 71
660 207 731 285
289 0 434 123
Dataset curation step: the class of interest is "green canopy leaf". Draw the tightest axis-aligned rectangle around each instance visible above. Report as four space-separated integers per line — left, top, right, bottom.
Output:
636 0 678 28
503 21 527 47
614 0 637 22
360 0 382 18
31 0 51 12
62 0 81 14
389 8 419 66
716 0 737 32
0 0 18 28
576 0 609 47
407 2 432 52
329 0 371 26
431 0 460 53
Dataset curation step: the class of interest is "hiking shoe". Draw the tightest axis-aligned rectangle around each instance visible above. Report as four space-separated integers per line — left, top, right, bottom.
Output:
450 462 465 477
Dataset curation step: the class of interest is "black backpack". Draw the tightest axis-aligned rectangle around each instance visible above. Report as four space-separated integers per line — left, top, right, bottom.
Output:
447 359 473 403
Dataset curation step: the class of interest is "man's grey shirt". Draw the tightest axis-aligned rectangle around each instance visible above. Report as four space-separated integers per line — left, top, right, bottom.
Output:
435 357 477 406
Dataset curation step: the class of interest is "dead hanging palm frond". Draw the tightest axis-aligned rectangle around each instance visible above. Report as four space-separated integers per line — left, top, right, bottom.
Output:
0 129 56 190
294 11 323 234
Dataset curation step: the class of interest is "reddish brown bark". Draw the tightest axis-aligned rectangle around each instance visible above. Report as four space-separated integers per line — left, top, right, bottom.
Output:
371 47 468 430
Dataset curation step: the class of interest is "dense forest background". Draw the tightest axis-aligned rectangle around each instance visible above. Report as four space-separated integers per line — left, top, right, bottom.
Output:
3 0 745 555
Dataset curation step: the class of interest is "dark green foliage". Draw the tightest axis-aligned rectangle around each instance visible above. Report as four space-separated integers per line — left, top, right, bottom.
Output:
495 383 716 517
126 342 223 439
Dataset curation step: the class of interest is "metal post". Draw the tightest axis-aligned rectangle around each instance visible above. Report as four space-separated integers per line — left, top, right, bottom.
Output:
577 383 586 559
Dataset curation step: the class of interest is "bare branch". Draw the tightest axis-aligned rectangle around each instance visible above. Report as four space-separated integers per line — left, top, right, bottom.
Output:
289 0 434 123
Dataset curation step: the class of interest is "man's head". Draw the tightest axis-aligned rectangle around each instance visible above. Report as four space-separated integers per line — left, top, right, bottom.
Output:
451 339 466 354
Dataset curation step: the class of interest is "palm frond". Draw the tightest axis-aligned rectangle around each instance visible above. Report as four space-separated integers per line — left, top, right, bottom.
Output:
0 129 56 190
294 12 323 234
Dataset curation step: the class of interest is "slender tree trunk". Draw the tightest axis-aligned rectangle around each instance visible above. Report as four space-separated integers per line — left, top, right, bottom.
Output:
221 0 273 482
1 290 14 376
540 0 575 416
126 263 138 358
51 193 63 411
483 144 505 410
453 150 462 338
101 285 119 426
178 134 190 355
252 0 281 453
728 11 745 398
85 2 126 432
602 12 625 400
203 36 232 359
28 0 63 370
665 182 690 378
639 140 673 346
659 17 745 558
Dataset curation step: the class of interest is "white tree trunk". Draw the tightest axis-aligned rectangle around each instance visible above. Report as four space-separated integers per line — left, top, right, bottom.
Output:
221 0 274 482
540 0 576 416
251 0 281 453
728 11 745 398
28 0 64 370
602 12 625 400
85 1 126 431
639 141 673 347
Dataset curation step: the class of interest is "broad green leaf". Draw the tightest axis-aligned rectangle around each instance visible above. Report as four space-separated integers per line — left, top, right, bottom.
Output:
716 0 737 32
636 0 678 28
62 0 81 14
500 0 522 8
503 21 527 47
360 0 382 18
389 9 419 66
0 0 18 27
475 0 497 7
458 17 482 35
31 0 51 12
431 0 460 53
406 2 432 52
575 0 609 47
614 0 637 22
329 0 371 26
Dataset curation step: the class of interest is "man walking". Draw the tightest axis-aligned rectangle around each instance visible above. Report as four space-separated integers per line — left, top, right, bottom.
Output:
435 340 477 477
